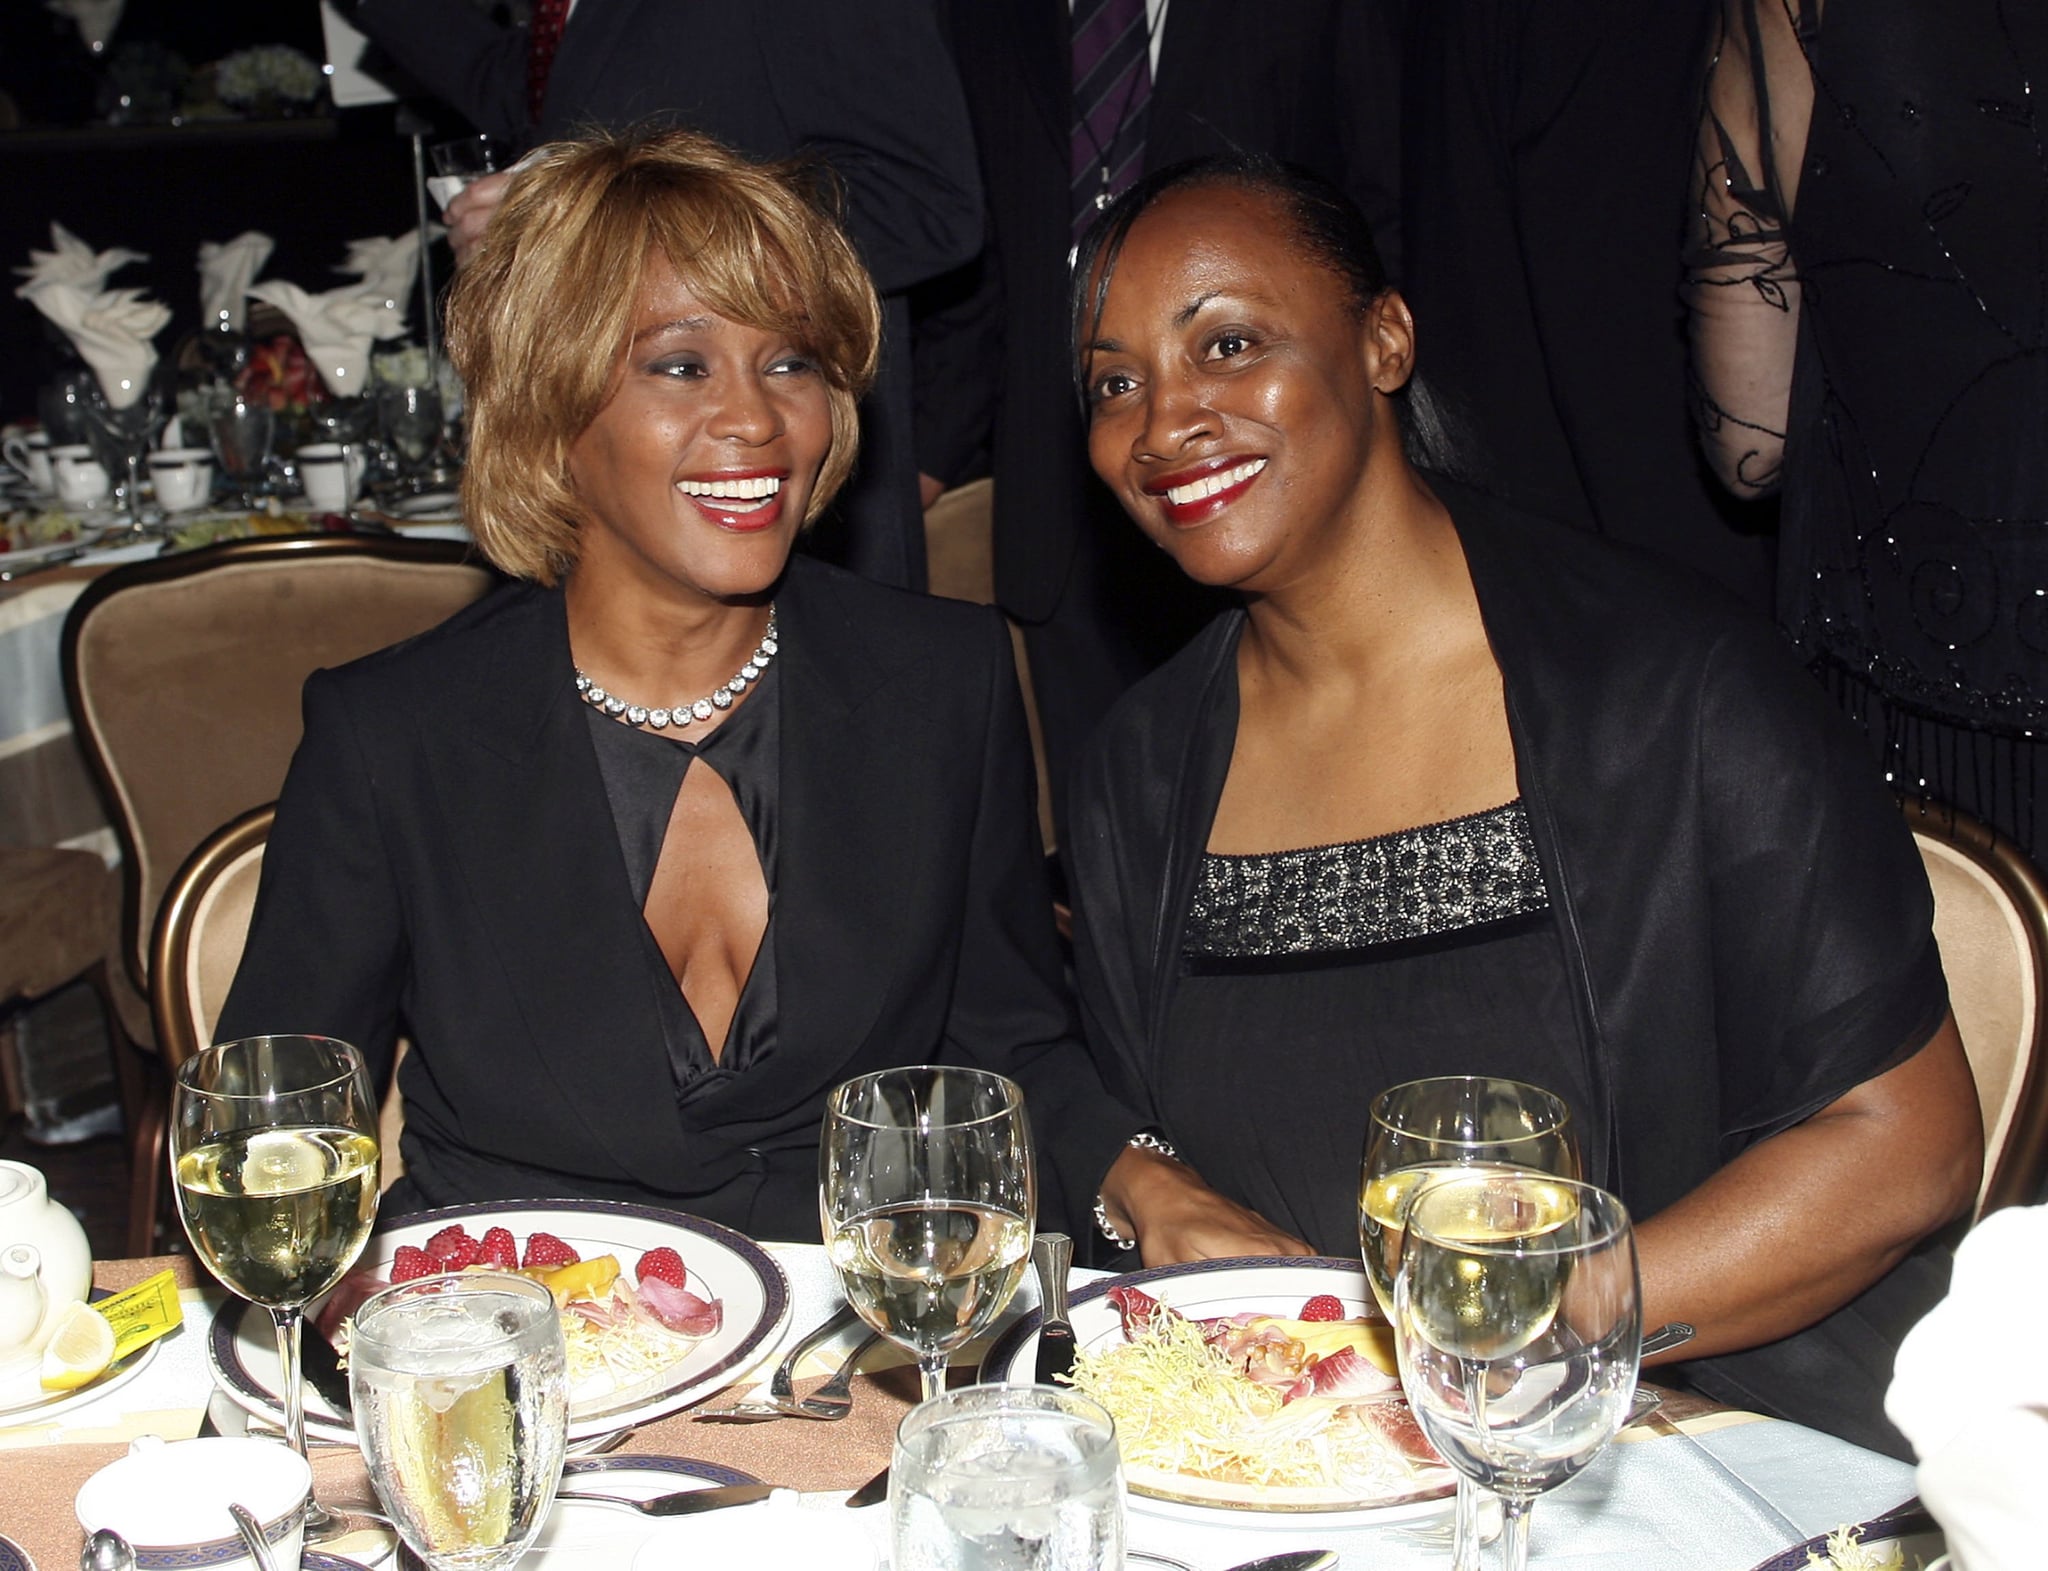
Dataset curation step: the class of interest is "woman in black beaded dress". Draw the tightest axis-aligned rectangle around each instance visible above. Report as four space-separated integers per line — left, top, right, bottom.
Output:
1687 0 2048 852
1067 154 1980 1453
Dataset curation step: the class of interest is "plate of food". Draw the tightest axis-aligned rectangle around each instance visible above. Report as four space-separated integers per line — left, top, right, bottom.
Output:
208 1200 790 1442
982 1256 1455 1528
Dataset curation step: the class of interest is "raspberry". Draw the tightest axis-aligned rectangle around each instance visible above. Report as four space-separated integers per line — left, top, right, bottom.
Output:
1299 1294 1346 1322
390 1244 435 1282
425 1225 480 1268
636 1247 688 1290
478 1227 519 1270
521 1231 580 1269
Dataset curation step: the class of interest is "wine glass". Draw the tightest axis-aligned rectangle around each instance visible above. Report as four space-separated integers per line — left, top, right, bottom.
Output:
81 383 164 535
170 1034 379 1541
1359 1077 1580 1571
377 382 444 495
351 1272 568 1571
207 389 278 504
1395 1172 1641 1571
821 1065 1036 1402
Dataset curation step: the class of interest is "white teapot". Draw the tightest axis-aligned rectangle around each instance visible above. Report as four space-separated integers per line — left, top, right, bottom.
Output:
0 1160 92 1362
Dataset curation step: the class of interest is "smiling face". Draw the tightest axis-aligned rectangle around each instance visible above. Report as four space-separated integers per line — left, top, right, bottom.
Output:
565 250 834 606
1081 184 1410 593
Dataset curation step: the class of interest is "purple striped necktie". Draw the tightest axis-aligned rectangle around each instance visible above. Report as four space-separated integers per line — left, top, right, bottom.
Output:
1071 0 1152 243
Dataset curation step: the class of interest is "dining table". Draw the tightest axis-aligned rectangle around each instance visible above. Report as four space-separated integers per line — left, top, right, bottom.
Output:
0 1243 1929 1571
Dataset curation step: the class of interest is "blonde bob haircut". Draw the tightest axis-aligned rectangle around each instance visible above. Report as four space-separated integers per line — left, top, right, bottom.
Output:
445 127 883 584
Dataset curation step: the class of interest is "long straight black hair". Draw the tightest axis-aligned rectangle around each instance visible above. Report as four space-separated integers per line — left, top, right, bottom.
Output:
1068 152 1462 475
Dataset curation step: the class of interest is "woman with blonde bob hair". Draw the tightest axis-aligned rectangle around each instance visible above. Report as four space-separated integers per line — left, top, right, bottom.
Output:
217 128 1132 1240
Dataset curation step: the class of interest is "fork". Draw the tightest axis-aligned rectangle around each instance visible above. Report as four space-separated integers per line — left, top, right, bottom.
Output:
693 1306 871 1422
783 1329 883 1418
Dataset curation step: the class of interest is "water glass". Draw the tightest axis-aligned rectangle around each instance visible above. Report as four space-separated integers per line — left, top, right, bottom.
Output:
1395 1173 1640 1571
891 1384 1123 1571
351 1272 569 1571
208 392 277 502
429 134 507 210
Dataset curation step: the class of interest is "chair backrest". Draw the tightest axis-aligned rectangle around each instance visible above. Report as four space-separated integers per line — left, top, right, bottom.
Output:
149 801 407 1190
1905 796 2048 1216
63 534 496 1000
149 802 272 1077
922 479 1057 855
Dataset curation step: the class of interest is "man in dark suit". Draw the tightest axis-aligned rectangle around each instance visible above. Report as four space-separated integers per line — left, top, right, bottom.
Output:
338 0 984 591
915 0 1403 837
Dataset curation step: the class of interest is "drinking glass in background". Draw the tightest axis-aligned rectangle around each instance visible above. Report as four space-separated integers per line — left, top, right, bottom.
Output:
81 383 164 535
378 382 444 494
891 1384 1123 1571
822 1065 1035 1403
208 390 277 505
428 134 507 211
351 1273 569 1571
170 1034 380 1541
1359 1076 1580 1571
1396 1173 1641 1571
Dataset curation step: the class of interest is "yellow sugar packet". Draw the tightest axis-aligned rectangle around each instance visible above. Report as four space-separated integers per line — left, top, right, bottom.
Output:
94 1269 184 1360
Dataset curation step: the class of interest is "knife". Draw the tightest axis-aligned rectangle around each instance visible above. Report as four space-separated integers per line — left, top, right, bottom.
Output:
1031 1232 1076 1386
555 1483 779 1516
298 1320 354 1419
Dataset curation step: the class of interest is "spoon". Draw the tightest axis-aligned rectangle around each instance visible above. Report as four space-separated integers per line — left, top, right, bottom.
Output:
227 1504 277 1571
81 1528 136 1571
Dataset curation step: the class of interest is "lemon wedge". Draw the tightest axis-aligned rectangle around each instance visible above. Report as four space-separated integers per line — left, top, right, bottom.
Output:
40 1300 117 1391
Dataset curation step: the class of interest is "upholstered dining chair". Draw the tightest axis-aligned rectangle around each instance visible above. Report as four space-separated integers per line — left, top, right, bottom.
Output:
63 534 492 1248
1905 796 2048 1217
149 802 407 1231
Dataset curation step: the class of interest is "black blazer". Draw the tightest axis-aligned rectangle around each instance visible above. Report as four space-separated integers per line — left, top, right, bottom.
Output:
348 0 985 588
217 557 1135 1242
916 0 1404 620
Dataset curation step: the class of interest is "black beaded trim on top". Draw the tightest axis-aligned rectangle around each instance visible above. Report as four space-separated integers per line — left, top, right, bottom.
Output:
1184 801 1549 957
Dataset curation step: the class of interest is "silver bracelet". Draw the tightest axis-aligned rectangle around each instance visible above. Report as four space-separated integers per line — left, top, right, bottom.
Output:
1094 1131 1180 1247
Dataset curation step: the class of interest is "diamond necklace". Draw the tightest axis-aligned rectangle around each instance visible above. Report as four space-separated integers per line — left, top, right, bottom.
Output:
573 606 778 731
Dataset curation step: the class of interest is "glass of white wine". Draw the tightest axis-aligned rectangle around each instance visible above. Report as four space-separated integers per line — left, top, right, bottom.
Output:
1395 1172 1641 1571
171 1034 379 1539
1359 1076 1580 1571
351 1272 568 1571
821 1065 1035 1403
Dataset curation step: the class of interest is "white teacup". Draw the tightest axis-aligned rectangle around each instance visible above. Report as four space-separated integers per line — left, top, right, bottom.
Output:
48 444 110 508
297 441 366 513
147 447 216 513
4 428 52 493
76 1435 311 1571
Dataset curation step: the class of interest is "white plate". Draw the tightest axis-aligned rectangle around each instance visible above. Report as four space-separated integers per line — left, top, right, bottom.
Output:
208 1200 790 1442
385 491 461 520
0 1332 160 1422
982 1255 1455 1530
1746 1508 1945 1571
0 526 115 567
0 1532 33 1571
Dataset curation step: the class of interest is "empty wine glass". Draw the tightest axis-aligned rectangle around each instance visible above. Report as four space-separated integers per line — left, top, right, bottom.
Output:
1360 1077 1580 1571
1395 1173 1641 1571
378 382 444 494
207 390 277 505
170 1035 380 1541
822 1066 1036 1403
351 1273 568 1571
81 384 164 534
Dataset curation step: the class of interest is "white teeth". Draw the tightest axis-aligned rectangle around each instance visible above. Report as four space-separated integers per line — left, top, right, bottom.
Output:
678 475 782 501
1164 458 1266 507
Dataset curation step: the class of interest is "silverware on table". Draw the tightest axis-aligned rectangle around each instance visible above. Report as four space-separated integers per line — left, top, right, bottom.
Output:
782 1328 883 1419
1030 1232 1076 1385
845 1464 889 1509
81 1528 136 1571
1128 1551 1338 1571
553 1483 779 1517
226 1504 277 1571
1640 1322 1696 1359
692 1301 866 1422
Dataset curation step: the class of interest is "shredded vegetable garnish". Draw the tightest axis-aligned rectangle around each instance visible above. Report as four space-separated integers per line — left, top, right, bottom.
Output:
562 1310 694 1402
1805 1525 1910 1571
1065 1312 1418 1492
